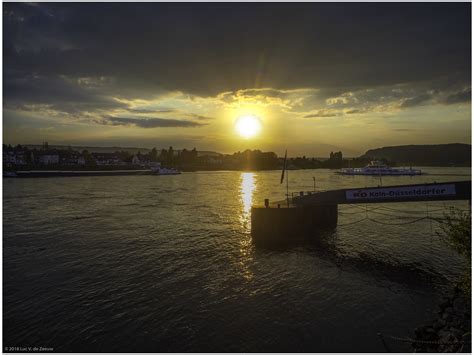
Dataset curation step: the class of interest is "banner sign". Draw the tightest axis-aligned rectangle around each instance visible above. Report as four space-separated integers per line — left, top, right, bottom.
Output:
345 184 457 201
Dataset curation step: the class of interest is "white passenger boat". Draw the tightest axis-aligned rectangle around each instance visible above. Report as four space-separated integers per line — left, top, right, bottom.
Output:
151 167 181 175
338 161 422 176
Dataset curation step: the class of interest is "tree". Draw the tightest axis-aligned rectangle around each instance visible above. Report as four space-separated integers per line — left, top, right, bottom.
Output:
150 147 158 161
180 148 188 164
82 150 96 166
167 146 174 165
159 149 168 162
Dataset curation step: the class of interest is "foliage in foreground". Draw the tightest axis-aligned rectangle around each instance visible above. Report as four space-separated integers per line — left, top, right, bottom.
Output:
437 207 471 295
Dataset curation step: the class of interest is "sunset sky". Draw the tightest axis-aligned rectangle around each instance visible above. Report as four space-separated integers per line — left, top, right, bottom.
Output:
3 3 471 156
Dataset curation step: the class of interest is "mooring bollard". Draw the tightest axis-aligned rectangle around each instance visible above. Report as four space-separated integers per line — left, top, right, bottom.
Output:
264 199 269 208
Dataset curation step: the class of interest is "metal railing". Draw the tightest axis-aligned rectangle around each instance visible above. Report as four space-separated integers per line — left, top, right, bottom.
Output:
287 189 329 199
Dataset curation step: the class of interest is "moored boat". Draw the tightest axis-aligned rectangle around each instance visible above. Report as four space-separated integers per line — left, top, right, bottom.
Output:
3 171 18 178
338 160 422 176
151 167 181 175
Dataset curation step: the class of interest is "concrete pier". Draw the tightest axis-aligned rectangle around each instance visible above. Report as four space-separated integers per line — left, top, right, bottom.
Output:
251 204 338 245
251 180 470 245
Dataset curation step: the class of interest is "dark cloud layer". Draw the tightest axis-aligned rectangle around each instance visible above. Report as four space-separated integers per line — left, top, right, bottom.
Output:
3 73 128 114
102 116 206 128
304 112 338 118
3 2 471 122
128 108 175 114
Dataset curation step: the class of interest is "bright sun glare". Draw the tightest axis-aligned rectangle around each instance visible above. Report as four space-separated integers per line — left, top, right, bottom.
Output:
235 115 262 139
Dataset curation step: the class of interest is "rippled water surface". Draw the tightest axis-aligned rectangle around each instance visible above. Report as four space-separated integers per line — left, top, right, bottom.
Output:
3 168 470 352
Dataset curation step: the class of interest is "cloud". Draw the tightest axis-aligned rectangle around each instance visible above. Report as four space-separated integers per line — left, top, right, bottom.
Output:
127 108 175 114
4 3 470 98
297 80 471 116
304 113 337 118
187 114 214 121
304 110 340 118
400 93 432 108
443 89 471 105
2 2 471 144
3 72 129 115
345 109 365 114
217 88 317 112
101 116 207 128
3 72 215 125
121 108 215 122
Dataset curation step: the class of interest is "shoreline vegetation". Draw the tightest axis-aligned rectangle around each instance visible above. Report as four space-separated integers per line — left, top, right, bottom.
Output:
3 143 471 173
411 207 471 352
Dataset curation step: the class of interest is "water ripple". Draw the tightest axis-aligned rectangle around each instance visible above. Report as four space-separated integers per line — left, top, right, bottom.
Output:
3 168 469 352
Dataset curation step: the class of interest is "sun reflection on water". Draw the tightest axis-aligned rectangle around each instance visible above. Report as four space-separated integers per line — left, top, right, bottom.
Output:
239 172 256 281
240 172 256 218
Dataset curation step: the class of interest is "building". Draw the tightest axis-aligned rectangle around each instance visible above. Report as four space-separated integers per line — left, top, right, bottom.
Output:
36 152 60 165
199 155 223 166
3 151 27 165
59 151 86 165
206 156 223 165
132 154 160 167
131 154 141 165
92 153 123 166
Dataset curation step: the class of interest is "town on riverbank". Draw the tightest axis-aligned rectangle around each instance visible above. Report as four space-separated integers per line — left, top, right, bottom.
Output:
3 143 471 173
2 142 370 172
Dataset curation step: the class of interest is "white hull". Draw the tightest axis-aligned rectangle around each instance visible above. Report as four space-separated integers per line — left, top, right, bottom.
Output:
338 161 422 176
338 168 422 176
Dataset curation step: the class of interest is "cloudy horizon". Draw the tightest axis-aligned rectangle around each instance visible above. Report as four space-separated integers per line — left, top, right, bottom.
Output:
3 2 471 156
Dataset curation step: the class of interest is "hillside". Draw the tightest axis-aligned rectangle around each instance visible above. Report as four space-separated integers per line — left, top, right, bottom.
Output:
362 143 471 167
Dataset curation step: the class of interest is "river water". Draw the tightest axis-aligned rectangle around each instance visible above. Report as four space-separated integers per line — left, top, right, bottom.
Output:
3 167 470 352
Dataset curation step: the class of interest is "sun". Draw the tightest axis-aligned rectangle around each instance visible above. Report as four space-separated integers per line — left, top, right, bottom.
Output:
235 115 262 139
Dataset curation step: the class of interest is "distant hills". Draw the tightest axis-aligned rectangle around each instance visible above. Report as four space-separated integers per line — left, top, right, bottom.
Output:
362 144 471 167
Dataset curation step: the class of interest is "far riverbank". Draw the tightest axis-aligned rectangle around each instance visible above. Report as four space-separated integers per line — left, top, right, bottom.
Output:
4 170 153 178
